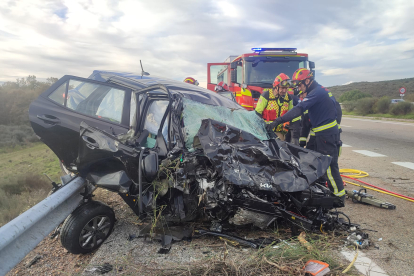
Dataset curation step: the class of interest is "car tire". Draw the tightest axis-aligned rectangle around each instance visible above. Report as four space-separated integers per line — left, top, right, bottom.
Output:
60 201 115 254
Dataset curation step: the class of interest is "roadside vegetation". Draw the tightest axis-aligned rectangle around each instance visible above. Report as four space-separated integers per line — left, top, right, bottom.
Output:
0 76 62 226
339 89 414 119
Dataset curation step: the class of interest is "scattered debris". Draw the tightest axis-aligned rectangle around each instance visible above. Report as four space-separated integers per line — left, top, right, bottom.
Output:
25 255 41 268
86 263 113 274
49 226 61 239
346 232 370 249
157 235 173 254
303 260 330 276
127 234 137 241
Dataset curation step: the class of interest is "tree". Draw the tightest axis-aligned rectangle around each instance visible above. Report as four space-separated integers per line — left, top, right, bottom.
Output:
46 77 58 85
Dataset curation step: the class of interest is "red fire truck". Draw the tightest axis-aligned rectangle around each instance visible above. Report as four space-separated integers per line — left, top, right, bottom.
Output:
207 48 315 110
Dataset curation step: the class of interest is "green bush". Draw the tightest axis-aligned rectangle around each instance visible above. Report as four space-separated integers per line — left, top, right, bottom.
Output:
374 96 391 113
404 94 414 102
390 101 413 115
338 89 372 103
342 101 356 112
355 98 377 115
0 125 38 148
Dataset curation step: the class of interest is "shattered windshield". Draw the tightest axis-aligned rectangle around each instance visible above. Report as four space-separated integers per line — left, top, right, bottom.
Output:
182 98 269 149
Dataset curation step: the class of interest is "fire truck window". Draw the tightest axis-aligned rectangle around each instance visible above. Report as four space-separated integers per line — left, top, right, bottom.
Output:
237 65 243 84
209 65 228 84
244 60 302 86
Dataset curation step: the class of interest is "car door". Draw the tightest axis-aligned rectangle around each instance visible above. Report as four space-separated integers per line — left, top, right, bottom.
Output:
29 75 132 169
77 85 172 181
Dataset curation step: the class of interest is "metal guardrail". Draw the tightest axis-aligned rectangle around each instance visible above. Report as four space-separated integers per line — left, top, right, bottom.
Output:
0 176 86 276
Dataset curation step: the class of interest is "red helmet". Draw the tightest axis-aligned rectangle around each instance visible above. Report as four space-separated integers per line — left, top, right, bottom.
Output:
272 73 291 88
215 81 229 91
291 68 314 86
184 77 199 86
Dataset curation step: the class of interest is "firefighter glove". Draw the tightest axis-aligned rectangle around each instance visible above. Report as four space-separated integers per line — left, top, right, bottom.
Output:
266 117 283 132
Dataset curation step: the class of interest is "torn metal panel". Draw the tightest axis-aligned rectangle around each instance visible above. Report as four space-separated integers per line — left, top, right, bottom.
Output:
195 119 331 192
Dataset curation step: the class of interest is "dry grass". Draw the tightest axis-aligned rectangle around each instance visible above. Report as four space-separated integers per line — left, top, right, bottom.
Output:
143 232 354 276
0 143 62 226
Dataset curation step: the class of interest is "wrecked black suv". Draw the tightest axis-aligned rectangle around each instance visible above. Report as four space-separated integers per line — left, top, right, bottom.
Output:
29 70 345 254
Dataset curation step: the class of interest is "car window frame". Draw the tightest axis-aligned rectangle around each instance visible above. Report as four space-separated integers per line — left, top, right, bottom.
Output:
135 85 172 149
42 75 132 127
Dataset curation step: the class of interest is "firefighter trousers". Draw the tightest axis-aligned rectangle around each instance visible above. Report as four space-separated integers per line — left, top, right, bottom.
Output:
314 134 345 197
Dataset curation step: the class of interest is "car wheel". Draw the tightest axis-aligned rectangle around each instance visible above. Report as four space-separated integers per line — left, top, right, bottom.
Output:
60 201 115 254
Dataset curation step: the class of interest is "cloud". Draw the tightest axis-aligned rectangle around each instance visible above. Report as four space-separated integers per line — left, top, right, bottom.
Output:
0 0 413 87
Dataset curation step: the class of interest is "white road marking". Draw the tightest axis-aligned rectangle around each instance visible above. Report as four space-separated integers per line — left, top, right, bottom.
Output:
392 162 414 170
353 150 387 157
340 124 352 127
342 144 352 147
341 249 389 276
343 117 414 126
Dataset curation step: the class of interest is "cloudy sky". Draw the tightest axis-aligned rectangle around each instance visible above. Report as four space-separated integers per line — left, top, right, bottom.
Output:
1 0 413 87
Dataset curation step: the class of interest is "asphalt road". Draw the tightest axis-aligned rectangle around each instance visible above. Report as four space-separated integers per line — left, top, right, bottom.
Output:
340 116 414 163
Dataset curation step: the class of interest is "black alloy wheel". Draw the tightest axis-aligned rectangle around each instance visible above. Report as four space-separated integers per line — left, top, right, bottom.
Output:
60 201 115 254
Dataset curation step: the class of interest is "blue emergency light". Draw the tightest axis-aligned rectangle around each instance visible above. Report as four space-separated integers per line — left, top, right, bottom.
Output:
251 47 297 52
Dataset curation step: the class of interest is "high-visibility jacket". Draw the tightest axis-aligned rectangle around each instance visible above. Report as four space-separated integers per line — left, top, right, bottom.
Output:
255 89 293 132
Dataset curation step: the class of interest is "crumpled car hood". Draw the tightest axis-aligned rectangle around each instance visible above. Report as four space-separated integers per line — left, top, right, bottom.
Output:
195 119 332 192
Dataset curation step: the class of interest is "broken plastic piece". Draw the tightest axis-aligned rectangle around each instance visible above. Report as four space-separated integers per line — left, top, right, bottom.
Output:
303 260 330 276
26 255 41 268
87 263 113 274
157 246 171 254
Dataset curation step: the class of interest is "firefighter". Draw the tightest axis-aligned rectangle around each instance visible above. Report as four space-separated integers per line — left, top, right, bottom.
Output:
255 73 293 141
183 77 199 86
215 81 229 92
284 87 301 145
266 68 345 204
299 91 343 154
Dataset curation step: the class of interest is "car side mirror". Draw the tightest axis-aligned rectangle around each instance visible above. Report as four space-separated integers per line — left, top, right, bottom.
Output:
142 151 158 182
309 61 315 69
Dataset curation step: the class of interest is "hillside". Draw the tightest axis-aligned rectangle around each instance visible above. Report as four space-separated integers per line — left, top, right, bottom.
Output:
329 77 414 99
